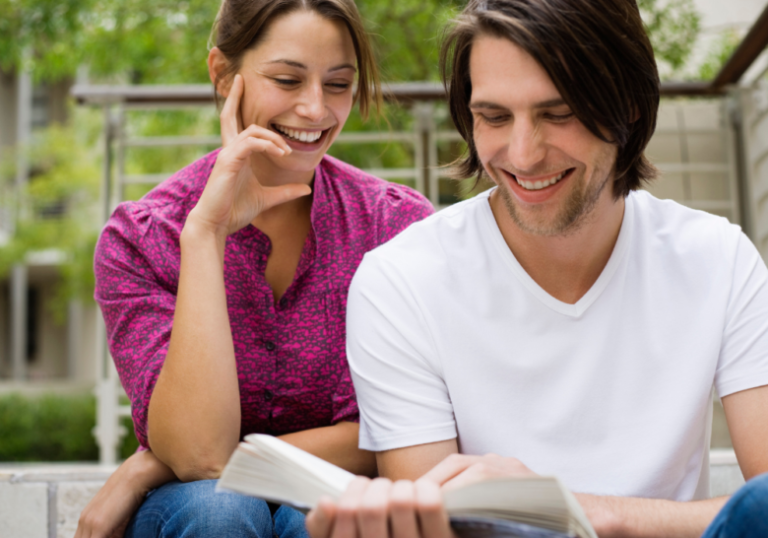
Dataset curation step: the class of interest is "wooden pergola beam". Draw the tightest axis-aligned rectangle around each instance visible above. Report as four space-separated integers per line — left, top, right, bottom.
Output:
713 3 768 89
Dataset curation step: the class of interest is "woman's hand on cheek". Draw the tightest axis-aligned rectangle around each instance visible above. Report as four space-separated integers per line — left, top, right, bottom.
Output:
305 477 452 538
187 74 312 240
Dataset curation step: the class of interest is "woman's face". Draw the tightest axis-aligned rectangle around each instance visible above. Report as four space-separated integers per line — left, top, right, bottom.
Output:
235 10 357 178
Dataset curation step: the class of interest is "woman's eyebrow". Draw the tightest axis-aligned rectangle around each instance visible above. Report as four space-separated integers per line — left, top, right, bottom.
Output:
266 59 356 72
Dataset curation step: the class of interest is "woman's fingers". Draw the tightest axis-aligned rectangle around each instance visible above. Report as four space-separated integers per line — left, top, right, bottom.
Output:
258 183 313 213
220 74 244 146
220 76 292 156
229 123 292 156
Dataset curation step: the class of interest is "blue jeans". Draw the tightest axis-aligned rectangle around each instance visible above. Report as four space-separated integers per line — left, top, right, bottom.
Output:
125 479 309 538
702 473 768 538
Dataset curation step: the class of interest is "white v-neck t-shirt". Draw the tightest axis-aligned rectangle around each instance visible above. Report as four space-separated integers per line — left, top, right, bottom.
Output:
347 189 768 501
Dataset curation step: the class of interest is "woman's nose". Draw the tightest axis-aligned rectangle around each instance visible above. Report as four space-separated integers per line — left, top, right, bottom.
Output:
296 84 327 123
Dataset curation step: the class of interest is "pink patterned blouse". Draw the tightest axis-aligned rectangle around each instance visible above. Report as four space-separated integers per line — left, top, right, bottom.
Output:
94 150 433 448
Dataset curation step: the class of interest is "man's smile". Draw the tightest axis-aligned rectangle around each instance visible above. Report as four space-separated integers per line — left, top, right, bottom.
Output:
510 169 575 191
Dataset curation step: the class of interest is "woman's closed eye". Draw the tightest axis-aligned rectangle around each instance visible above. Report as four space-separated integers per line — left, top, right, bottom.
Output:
273 78 300 87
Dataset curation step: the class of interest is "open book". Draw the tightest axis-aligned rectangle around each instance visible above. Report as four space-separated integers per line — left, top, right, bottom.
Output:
217 434 597 538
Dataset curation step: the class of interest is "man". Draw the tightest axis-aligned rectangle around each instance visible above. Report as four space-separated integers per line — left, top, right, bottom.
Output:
307 0 768 536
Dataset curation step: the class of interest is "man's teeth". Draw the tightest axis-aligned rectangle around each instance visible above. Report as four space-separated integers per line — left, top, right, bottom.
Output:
274 125 323 143
515 170 568 190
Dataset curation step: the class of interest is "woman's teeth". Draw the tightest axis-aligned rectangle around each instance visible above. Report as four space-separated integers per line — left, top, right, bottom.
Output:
515 170 568 190
274 125 323 143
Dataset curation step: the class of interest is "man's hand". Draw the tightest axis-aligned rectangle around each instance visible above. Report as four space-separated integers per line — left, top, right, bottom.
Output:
306 454 536 538
422 453 537 491
306 477 452 538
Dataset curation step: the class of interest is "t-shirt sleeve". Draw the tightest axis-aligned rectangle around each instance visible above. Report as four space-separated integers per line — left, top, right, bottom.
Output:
376 183 434 246
715 231 768 397
346 252 457 452
94 204 179 448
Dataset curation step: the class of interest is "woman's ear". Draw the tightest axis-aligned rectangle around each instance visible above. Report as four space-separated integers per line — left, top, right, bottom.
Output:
208 47 233 98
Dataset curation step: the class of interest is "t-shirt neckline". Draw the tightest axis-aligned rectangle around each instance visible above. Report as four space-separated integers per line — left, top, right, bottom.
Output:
479 188 634 318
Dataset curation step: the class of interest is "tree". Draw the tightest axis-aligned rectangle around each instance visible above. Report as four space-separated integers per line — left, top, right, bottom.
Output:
637 0 701 80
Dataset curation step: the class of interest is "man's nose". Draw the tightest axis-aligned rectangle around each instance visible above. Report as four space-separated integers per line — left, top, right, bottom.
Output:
506 118 546 173
296 83 327 123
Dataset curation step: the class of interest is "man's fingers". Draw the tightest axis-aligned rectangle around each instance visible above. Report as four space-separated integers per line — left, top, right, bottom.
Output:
333 477 371 538
220 74 243 146
420 453 479 486
307 496 337 538
390 480 419 538
415 480 452 538
357 478 393 538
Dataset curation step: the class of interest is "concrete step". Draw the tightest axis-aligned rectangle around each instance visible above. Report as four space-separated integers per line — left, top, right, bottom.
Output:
0 452 745 538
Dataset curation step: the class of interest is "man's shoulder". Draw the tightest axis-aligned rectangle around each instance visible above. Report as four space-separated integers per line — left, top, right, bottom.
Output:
630 190 743 254
365 190 491 261
351 191 492 296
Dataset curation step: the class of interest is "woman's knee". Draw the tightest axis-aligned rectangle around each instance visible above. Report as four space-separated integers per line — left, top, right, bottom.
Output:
126 479 273 538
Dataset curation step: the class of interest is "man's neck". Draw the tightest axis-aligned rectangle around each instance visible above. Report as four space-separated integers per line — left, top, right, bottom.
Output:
489 187 626 305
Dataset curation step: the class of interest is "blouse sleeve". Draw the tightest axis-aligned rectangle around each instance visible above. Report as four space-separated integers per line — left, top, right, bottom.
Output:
94 203 181 448
377 183 434 246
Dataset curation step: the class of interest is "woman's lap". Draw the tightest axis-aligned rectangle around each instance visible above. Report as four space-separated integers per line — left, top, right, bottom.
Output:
125 479 308 538
702 473 768 538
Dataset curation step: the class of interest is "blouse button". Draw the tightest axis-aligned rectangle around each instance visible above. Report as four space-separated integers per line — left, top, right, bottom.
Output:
264 390 273 401
265 341 276 351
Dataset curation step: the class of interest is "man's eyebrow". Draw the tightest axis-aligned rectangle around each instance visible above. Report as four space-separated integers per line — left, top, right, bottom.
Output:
469 101 507 110
469 98 569 110
266 59 356 72
533 98 568 109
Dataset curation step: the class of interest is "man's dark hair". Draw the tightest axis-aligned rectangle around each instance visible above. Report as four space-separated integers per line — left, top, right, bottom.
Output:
440 0 660 198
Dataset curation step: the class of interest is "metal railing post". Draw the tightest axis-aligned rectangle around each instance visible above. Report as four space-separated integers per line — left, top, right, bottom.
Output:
94 103 127 464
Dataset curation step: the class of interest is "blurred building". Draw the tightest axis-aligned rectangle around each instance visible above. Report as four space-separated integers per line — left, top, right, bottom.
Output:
0 70 98 386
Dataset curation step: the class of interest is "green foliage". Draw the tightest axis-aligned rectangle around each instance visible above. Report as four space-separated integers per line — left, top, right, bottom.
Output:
0 392 138 461
698 29 742 81
638 0 701 79
0 109 102 319
357 0 463 82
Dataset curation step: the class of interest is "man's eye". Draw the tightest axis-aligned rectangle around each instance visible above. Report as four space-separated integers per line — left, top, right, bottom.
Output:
482 114 508 124
546 113 574 122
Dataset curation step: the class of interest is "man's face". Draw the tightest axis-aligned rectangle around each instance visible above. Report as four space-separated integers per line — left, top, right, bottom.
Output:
469 35 618 236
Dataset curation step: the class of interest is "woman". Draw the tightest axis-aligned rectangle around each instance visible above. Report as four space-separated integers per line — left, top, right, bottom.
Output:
75 1 433 536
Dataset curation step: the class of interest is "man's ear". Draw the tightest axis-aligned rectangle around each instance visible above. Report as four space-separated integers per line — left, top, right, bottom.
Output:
208 47 233 98
629 104 640 123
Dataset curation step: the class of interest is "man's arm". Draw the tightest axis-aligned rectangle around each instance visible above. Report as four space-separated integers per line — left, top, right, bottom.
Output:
722 384 768 480
376 439 458 481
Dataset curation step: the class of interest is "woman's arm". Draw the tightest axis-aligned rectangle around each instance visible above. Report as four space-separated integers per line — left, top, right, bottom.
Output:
280 422 377 477
147 74 311 481
75 450 175 538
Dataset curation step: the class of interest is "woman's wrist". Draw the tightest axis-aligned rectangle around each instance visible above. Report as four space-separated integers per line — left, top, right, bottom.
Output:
181 213 229 254
122 450 176 496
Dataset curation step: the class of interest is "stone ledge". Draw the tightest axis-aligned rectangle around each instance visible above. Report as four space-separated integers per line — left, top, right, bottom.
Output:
0 452 747 538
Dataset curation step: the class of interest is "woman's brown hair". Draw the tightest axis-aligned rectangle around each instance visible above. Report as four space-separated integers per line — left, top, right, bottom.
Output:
440 0 660 198
211 0 381 118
